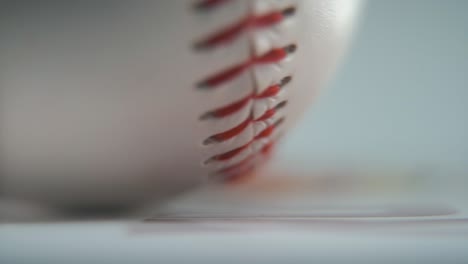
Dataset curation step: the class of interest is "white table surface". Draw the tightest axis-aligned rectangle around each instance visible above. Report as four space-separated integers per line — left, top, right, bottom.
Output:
2 168 467 264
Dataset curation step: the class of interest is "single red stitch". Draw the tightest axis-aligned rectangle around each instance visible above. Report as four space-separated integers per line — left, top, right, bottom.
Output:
216 139 275 176
255 109 276 121
204 100 286 145
202 86 278 121
254 117 284 141
201 94 252 119
255 124 275 139
204 116 252 144
215 140 276 182
210 142 251 161
201 83 283 119
195 9 292 49
254 48 288 64
255 84 281 99
197 63 248 89
195 20 248 49
207 120 281 162
253 12 284 27
205 101 286 146
197 46 294 89
256 101 288 121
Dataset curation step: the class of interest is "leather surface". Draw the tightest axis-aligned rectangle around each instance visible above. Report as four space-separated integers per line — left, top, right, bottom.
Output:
0 0 363 208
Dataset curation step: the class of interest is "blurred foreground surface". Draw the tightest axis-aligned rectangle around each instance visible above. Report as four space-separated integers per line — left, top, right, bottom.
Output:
1 166 467 264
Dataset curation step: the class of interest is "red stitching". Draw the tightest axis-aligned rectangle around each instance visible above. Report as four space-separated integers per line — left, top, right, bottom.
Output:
195 8 294 49
255 84 281 99
197 45 294 89
203 99 287 144
205 117 284 163
255 109 276 122
195 2 296 181
215 140 274 175
204 116 252 144
200 94 251 120
261 141 275 156
218 142 276 183
222 141 277 183
209 143 249 162
200 82 285 120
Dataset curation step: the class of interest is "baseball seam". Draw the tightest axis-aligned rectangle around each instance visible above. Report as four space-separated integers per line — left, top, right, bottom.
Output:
193 0 297 182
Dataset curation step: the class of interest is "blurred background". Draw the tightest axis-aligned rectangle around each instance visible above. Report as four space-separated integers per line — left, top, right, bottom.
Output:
277 0 467 174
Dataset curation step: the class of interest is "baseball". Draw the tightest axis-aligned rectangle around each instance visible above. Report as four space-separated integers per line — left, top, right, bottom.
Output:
0 0 362 210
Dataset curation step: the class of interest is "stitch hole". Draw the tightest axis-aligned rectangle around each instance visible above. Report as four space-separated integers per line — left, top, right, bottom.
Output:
193 41 209 51
275 100 288 111
285 44 297 54
193 0 231 11
199 112 214 121
202 115 252 145
280 76 292 87
203 137 218 146
274 117 286 128
282 6 296 17
199 93 252 120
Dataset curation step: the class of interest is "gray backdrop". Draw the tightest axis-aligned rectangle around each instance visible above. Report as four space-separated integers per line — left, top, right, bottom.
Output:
278 0 468 173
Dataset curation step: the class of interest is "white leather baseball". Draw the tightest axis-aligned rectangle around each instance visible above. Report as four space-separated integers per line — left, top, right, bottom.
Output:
0 0 362 209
